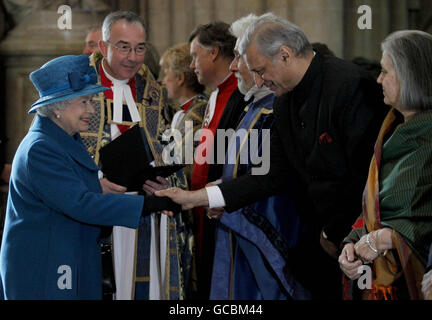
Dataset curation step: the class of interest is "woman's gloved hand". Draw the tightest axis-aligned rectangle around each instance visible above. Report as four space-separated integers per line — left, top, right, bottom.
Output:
142 194 181 217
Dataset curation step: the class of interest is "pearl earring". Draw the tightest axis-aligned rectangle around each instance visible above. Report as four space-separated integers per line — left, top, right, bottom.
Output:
56 114 60 119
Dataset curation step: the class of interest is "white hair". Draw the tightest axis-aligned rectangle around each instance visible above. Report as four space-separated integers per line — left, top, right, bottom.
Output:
238 12 312 58
381 30 432 111
230 13 259 39
36 100 71 118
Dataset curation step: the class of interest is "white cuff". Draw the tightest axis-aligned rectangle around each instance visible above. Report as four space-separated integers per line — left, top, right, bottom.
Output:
206 186 226 208
98 170 104 180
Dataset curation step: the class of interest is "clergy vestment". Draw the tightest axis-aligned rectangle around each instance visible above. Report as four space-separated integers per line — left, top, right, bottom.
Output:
81 52 193 300
161 93 208 182
190 73 247 299
210 92 311 300
158 93 208 299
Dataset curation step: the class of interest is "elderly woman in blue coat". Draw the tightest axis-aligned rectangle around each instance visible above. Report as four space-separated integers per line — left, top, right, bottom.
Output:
0 55 178 299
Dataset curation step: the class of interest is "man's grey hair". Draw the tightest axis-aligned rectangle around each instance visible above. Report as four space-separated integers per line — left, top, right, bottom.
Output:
238 13 312 59
381 30 432 111
230 13 259 39
36 100 71 118
102 11 147 41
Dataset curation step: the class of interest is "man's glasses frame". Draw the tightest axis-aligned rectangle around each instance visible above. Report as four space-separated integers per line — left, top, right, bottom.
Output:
106 41 147 56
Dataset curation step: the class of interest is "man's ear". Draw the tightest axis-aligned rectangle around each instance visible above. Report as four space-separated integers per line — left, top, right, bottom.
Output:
210 46 220 62
99 40 108 58
280 45 293 63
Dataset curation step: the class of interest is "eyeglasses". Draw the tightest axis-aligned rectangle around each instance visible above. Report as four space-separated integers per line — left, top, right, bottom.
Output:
106 41 147 56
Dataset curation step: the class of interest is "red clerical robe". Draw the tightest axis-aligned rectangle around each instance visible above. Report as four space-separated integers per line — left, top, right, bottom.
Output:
190 73 238 257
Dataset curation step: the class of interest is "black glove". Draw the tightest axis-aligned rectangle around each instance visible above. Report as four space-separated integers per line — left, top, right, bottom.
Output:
142 195 181 216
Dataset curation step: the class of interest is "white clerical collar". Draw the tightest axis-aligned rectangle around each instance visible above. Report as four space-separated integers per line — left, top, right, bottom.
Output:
102 60 129 85
101 60 141 123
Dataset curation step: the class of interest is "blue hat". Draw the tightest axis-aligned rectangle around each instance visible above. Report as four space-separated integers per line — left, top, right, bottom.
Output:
29 54 109 113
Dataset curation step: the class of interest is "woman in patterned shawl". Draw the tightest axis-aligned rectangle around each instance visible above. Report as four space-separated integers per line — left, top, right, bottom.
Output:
338 30 432 300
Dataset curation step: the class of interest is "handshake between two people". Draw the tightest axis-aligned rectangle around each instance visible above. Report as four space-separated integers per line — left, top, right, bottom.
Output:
154 179 225 220
152 179 220 218
100 176 214 217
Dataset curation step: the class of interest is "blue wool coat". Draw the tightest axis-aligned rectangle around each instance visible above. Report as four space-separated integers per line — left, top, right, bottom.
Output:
0 115 143 299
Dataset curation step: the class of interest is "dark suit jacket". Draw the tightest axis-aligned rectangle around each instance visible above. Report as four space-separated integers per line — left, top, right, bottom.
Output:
220 53 388 247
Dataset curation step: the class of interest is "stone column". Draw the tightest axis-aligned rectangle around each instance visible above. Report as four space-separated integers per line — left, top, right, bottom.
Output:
291 0 344 58
343 0 412 61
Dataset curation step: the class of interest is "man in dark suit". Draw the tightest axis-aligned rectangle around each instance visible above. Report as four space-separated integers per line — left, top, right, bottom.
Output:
157 13 388 299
